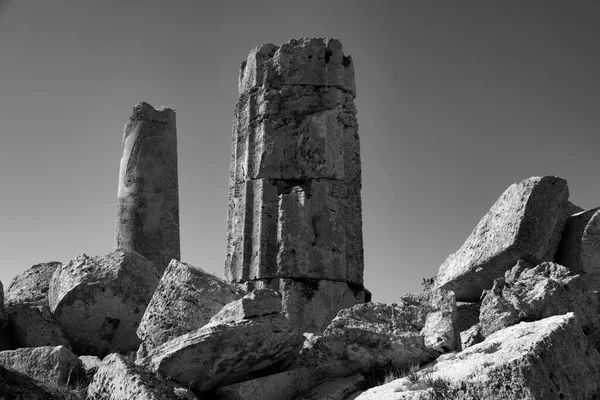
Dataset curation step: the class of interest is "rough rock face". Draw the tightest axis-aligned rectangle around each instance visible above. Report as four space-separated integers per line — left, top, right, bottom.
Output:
479 262 600 345
6 304 71 349
137 259 245 351
296 290 459 377
4 261 60 306
226 38 364 333
114 102 180 275
0 345 82 386
0 365 64 400
297 374 365 400
208 288 281 324
87 353 198 400
48 250 160 357
356 314 600 400
138 306 303 391
555 208 600 275
434 176 570 301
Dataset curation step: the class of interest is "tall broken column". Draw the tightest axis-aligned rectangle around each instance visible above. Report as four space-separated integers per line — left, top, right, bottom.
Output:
114 102 180 275
226 38 366 333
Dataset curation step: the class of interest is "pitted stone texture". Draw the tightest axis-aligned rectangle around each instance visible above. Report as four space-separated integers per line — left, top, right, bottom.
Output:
356 314 600 400
6 304 71 349
114 102 180 275
87 353 199 400
226 179 363 285
138 259 245 351
0 345 82 386
479 262 600 346
138 313 303 392
240 278 365 334
434 176 570 301
555 208 600 275
295 290 459 377
48 250 160 357
239 38 355 96
5 261 60 307
208 288 281 325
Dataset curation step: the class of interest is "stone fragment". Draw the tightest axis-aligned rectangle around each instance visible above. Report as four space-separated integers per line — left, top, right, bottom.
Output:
240 278 366 334
87 353 199 400
114 102 180 275
434 176 570 301
296 290 459 377
356 314 600 400
554 207 600 274
479 262 600 346
0 345 82 386
215 368 320 400
6 303 71 349
208 288 281 324
137 259 245 350
138 313 303 392
0 365 64 400
297 374 365 400
48 250 160 357
4 261 60 306
79 355 102 380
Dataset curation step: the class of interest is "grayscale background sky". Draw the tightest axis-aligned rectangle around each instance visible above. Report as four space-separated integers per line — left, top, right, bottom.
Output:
1 0 599 304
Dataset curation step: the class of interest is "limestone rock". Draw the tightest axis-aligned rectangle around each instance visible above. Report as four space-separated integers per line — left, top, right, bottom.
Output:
555 208 600 274
356 314 600 400
87 353 199 400
297 374 365 400
6 303 71 349
138 313 303 392
434 176 570 301
48 250 160 357
215 368 320 400
208 288 281 324
239 278 366 334
479 262 600 345
0 345 82 386
4 261 60 307
0 365 64 400
137 259 245 350
296 290 459 377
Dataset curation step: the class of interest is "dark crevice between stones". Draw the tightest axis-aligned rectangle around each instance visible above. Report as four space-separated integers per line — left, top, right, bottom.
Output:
271 179 312 198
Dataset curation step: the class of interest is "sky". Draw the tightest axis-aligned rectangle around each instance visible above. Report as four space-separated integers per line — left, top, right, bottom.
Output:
0 0 599 304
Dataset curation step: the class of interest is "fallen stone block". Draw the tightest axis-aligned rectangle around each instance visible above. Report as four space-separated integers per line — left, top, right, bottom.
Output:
48 250 160 357
355 313 600 400
296 374 365 400
434 176 570 301
0 365 64 400
6 303 71 349
137 259 244 351
4 261 61 307
208 288 281 324
0 345 83 386
554 207 600 275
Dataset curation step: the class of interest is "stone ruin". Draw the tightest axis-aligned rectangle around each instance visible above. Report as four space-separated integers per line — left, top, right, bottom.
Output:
0 37 599 400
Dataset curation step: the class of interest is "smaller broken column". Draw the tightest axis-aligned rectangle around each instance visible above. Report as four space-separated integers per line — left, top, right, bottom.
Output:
114 102 180 274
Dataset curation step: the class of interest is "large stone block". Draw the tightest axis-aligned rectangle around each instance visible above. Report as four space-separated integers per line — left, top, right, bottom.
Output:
48 250 160 357
6 304 71 349
137 259 245 351
434 176 570 301
226 179 363 285
114 102 180 275
4 261 60 307
0 365 65 400
554 208 600 275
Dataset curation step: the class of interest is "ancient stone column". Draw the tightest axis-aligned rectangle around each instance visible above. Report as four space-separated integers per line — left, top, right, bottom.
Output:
226 38 366 333
114 102 180 275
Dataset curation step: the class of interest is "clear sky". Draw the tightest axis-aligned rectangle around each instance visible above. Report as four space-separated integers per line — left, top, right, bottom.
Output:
0 1 599 304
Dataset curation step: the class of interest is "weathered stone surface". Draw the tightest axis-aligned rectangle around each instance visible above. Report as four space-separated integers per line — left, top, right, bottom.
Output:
296 290 459 377
215 368 320 400
208 288 281 324
6 303 71 349
460 324 483 349
356 314 600 400
226 179 363 285
48 250 160 357
555 208 600 275
138 313 303 392
4 261 60 306
0 365 64 400
479 262 600 345
114 102 180 275
434 176 570 301
87 353 199 400
297 374 365 400
240 278 365 334
138 259 245 350
0 345 82 386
